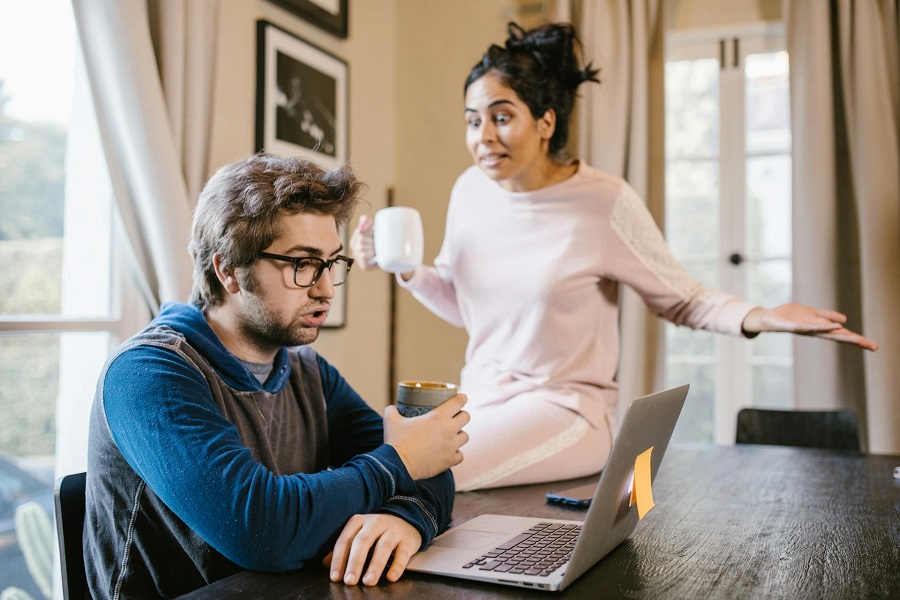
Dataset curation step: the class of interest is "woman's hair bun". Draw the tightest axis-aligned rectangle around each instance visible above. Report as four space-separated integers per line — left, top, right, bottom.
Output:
503 22 599 89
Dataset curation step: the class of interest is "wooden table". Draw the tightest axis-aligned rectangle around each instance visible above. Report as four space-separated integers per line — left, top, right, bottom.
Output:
179 445 900 599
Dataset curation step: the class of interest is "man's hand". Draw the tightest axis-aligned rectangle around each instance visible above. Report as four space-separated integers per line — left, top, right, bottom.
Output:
323 514 422 586
741 303 879 351
384 393 470 480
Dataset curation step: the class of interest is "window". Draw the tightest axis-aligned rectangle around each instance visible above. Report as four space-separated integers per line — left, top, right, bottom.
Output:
663 27 793 445
0 1 145 594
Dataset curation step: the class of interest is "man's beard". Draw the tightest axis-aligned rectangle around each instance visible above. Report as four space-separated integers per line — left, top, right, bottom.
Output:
235 270 321 350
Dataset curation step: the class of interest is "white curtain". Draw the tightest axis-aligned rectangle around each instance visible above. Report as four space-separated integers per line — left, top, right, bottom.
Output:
569 0 668 419
786 0 900 453
70 0 221 311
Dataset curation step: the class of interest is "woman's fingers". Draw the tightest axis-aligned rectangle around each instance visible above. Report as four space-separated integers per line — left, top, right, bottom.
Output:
811 328 880 352
350 215 379 270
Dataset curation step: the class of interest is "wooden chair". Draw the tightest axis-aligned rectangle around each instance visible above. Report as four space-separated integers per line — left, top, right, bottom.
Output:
54 472 90 600
735 408 861 452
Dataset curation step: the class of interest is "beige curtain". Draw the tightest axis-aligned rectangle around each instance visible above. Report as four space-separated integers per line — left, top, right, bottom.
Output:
70 0 221 311
786 0 900 453
569 0 668 419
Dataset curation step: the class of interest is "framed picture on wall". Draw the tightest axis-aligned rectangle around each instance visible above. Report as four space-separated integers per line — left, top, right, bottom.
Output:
268 0 348 38
256 20 350 327
256 20 348 171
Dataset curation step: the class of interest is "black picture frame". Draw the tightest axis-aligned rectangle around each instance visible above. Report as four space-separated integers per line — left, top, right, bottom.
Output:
255 20 349 169
269 0 348 39
255 20 350 327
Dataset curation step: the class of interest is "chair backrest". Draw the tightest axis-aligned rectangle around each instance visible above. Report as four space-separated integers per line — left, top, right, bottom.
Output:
54 472 90 600
735 408 861 452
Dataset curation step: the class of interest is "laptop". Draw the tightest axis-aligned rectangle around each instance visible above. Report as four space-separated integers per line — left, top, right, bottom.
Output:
406 384 689 592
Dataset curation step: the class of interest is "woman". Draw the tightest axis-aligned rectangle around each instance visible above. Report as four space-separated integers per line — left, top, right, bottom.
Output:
351 22 878 492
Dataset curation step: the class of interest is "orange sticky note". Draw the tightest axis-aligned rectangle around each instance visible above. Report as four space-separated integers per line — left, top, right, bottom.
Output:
629 446 655 519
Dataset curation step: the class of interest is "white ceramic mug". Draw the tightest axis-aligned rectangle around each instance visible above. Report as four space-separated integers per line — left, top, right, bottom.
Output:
374 206 424 273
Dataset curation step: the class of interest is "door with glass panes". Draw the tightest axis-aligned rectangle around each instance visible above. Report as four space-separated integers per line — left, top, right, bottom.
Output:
663 30 792 445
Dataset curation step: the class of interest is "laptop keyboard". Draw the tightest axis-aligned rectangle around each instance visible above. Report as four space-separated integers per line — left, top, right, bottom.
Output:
462 522 581 577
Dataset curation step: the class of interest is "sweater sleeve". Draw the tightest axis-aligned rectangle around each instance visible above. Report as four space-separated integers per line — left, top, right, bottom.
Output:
318 355 455 545
604 183 757 335
396 266 464 327
101 345 434 572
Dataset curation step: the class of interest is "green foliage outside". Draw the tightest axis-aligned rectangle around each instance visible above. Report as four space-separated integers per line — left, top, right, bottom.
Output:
0 79 64 456
0 239 62 315
0 81 66 241
0 79 65 317
0 81 66 315
0 333 58 457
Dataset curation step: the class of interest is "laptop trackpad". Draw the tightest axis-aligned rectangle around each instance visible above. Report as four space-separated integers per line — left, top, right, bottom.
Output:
433 529 507 550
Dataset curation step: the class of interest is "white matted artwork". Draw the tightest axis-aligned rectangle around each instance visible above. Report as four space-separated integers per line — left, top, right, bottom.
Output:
255 20 348 170
267 0 348 38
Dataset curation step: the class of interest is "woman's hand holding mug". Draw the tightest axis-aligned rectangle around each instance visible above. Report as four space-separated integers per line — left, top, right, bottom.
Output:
350 206 423 278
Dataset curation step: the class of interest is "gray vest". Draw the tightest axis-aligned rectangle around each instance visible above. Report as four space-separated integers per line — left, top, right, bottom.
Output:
84 326 328 599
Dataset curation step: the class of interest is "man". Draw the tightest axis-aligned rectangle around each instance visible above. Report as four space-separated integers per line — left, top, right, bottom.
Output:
84 154 469 598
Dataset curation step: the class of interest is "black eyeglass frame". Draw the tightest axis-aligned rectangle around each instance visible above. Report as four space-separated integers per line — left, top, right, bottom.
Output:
258 251 354 288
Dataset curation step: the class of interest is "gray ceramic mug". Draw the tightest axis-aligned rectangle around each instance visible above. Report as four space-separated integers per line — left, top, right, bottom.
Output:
396 381 458 417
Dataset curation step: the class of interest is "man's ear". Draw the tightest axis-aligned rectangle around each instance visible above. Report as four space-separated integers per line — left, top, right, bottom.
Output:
538 108 557 141
213 254 241 295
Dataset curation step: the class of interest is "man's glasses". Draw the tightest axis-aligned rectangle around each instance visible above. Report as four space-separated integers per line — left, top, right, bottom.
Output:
258 252 354 288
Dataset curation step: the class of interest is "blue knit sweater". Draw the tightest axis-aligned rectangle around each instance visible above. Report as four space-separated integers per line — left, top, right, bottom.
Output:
84 302 454 598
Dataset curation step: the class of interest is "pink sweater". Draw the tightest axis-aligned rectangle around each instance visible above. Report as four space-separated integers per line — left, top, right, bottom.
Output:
400 164 755 430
